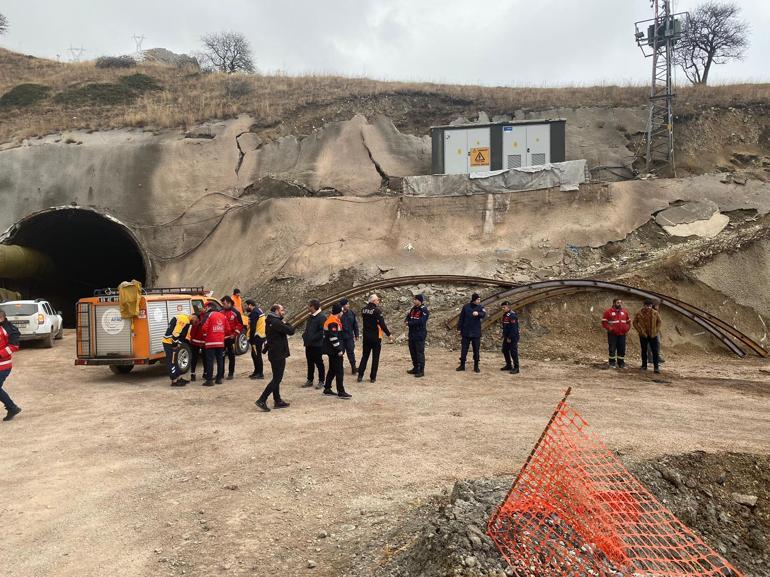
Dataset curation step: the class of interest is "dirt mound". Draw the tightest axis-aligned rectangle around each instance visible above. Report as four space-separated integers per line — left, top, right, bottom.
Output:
346 452 769 577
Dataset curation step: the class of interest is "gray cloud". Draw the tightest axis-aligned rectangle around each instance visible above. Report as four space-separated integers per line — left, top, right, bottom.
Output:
1 0 767 85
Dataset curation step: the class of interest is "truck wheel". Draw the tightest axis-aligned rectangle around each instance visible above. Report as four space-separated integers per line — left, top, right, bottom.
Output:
109 365 134 375
176 343 192 375
235 332 249 355
44 331 54 348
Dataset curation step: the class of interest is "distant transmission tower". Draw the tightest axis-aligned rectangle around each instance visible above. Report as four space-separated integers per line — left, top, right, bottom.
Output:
66 45 86 62
132 34 146 57
634 1 686 175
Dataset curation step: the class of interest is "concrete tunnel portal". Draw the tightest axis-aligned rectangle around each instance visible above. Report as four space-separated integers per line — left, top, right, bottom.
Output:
0 208 149 326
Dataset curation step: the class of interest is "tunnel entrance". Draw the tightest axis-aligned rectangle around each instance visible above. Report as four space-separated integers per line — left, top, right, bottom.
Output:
0 208 149 326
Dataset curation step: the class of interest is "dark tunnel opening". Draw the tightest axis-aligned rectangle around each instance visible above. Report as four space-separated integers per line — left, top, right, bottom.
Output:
1 209 148 327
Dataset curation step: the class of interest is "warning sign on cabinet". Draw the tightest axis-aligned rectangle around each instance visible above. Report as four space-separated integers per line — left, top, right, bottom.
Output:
470 147 490 166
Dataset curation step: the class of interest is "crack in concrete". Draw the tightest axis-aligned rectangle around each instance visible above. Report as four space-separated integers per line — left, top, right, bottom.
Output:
360 131 390 191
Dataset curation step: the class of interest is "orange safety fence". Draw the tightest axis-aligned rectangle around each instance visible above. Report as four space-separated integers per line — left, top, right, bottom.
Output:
487 388 745 577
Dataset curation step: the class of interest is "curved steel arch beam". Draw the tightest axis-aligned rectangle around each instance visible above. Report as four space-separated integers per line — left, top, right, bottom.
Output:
467 279 766 358
286 274 515 327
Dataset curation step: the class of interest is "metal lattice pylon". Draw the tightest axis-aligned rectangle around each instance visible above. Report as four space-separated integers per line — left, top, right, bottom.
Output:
635 1 685 176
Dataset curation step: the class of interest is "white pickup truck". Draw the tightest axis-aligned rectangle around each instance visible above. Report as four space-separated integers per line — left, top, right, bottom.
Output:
0 299 64 347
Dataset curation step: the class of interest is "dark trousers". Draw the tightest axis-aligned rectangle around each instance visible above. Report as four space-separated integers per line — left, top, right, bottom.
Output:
343 337 356 369
250 337 264 375
190 346 207 376
324 353 346 394
607 333 627 366
204 348 225 381
502 338 519 368
0 369 17 411
640 336 660 368
259 356 285 403
460 336 481 365
358 338 382 380
408 337 425 372
305 346 325 382
163 343 181 381
225 339 236 376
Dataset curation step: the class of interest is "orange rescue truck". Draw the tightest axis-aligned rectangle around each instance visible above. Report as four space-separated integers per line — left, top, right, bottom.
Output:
75 287 249 375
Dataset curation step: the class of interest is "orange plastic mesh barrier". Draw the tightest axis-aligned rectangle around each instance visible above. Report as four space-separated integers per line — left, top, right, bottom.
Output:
487 388 745 577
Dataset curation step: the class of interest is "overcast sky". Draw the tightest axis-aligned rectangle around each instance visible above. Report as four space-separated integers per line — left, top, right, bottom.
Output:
1 0 767 85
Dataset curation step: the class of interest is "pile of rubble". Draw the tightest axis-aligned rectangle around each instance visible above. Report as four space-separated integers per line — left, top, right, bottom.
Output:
347 452 768 577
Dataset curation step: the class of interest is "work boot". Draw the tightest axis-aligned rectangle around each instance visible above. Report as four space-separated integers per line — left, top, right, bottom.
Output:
510 367 520 375
215 378 223 385
302 379 314 388
249 373 264 380
255 399 270 412
3 406 21 421
226 374 234 381
274 400 290 409
406 368 417 375
190 373 197 382
500 365 512 371
338 391 352 399
323 388 336 396
654 366 661 374
351 365 357 375
202 380 214 387
357 375 363 383
315 381 324 389
456 363 466 372
171 378 188 387
369 378 376 383
415 370 425 378
618 361 626 369
473 363 480 373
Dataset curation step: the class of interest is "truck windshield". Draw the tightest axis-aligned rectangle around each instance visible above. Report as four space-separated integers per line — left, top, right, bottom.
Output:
0 303 39 316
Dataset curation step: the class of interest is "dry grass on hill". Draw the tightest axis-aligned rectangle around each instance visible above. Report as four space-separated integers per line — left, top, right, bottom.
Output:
1 47 769 142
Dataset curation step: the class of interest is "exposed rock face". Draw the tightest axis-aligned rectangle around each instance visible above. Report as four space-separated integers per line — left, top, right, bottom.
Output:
141 48 199 69
236 114 431 195
655 200 730 238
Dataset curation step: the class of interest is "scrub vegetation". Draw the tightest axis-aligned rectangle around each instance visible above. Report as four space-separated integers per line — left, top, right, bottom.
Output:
0 46 769 143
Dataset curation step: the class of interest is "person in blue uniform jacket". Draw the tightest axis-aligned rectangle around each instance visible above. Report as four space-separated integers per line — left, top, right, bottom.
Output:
405 294 429 378
456 293 487 373
500 301 520 374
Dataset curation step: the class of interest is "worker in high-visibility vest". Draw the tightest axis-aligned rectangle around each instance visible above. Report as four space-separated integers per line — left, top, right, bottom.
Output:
162 312 199 387
245 299 266 380
232 288 243 313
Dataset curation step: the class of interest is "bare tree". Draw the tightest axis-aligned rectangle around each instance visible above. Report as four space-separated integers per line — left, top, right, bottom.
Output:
200 31 255 74
0 13 8 35
674 2 749 85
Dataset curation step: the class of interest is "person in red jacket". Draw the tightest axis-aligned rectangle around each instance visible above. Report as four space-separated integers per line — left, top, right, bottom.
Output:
201 302 231 386
188 307 209 383
221 295 245 380
0 310 22 421
601 298 631 368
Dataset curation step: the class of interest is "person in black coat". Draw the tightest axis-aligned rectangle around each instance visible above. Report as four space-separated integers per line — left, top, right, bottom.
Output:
500 301 520 374
456 293 487 373
357 294 391 383
302 299 326 388
255 304 296 412
339 298 359 374
322 303 352 399
405 294 429 378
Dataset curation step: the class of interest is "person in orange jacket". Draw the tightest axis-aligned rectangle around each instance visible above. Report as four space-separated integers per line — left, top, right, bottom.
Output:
201 302 231 386
221 295 244 380
601 298 631 368
232 288 244 313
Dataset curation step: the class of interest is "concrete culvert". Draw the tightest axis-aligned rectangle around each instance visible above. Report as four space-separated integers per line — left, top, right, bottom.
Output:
0 207 149 326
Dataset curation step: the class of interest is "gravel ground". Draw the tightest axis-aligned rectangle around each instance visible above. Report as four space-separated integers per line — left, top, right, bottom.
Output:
0 331 767 577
